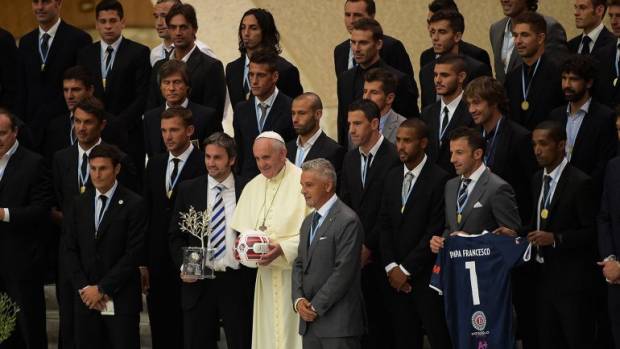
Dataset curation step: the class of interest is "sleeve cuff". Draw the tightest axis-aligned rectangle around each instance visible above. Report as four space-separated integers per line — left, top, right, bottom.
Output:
3 208 9 222
294 298 304 313
399 265 411 276
385 262 398 274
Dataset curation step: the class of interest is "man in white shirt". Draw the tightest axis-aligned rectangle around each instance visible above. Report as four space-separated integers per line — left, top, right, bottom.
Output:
569 0 615 55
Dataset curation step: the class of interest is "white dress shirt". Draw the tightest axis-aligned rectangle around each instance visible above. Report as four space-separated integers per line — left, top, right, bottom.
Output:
94 180 118 232
165 143 194 192
99 36 123 78
579 22 605 54
439 91 464 140
254 88 279 128
565 98 590 161
207 173 239 271
294 129 323 167
77 138 103 188
461 163 487 197
38 17 61 50
150 39 217 66
536 157 568 230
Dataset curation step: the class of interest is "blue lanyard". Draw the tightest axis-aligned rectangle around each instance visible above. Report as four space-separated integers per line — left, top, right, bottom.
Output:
482 117 502 165
521 58 541 101
38 35 50 67
168 161 182 192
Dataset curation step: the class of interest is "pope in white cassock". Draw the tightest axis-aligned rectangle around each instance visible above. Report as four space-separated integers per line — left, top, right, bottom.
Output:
231 131 310 349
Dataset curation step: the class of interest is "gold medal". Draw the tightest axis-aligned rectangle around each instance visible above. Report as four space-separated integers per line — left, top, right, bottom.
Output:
80 186 85 194
259 225 267 231
167 190 173 199
540 209 549 219
457 213 462 224
40 64 45 72
401 206 405 213
102 78 107 89
614 78 619 87
521 100 530 111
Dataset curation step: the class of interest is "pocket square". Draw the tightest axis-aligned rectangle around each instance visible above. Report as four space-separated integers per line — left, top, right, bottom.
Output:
473 202 483 208
319 236 328 240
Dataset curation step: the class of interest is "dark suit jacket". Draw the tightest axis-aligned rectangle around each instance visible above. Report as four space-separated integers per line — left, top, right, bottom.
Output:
598 157 620 259
52 142 138 211
0 145 52 280
63 185 146 314
142 148 205 274
527 165 596 295
142 102 222 157
339 139 400 254
0 27 18 112
286 132 345 173
334 34 414 79
148 48 226 123
592 44 620 108
419 41 491 70
568 26 616 55
169 174 248 309
17 21 92 148
337 59 419 148
505 53 564 130
379 161 450 285
77 38 151 133
483 118 538 225
550 101 617 196
419 54 492 108
233 93 295 178
421 99 474 176
226 55 303 109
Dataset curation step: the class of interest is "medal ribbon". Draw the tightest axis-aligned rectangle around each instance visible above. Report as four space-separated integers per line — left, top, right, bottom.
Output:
521 57 541 103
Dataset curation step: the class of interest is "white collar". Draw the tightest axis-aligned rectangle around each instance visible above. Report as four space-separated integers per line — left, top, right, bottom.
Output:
208 172 234 191
403 154 427 178
100 35 123 53
566 97 591 116
244 54 250 67
176 43 197 63
543 157 568 181
96 180 118 199
1 140 19 160
359 134 384 157
440 91 464 113
78 138 103 155
168 143 194 163
462 163 486 182
584 22 605 42
39 17 61 38
296 128 322 148
166 98 189 109
254 87 279 107
315 193 338 218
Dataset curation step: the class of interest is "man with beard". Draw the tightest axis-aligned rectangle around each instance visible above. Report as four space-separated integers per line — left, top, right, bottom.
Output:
286 93 345 172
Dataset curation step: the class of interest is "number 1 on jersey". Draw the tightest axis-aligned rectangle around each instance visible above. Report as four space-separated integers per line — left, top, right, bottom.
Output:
465 261 481 305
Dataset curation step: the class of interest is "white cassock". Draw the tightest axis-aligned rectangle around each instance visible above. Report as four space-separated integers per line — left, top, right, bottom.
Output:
231 160 310 349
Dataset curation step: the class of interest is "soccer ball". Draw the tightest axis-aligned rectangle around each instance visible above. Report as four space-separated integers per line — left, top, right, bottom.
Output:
235 230 271 268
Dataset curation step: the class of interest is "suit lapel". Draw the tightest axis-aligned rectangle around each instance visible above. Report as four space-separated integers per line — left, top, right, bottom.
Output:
544 166 570 227
96 187 122 239
305 133 325 161
105 39 127 90
361 141 385 199
68 145 81 191
0 147 22 193
492 18 508 67
262 94 282 131
571 109 593 160
382 112 399 142
305 201 340 270
459 168 489 229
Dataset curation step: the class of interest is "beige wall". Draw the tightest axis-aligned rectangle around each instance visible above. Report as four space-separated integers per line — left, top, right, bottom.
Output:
182 0 581 138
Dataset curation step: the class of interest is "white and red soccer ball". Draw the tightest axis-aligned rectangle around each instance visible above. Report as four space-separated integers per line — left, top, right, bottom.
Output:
234 230 270 268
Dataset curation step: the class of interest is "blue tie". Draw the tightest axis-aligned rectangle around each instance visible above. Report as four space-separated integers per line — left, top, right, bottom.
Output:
209 185 226 260
309 212 321 244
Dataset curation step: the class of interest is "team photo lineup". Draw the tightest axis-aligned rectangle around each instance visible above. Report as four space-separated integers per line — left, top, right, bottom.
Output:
2 0 620 348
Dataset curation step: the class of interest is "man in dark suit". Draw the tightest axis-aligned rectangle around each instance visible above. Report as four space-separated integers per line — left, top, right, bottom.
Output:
143 60 221 158
421 54 474 176
17 0 92 150
141 106 205 349
0 27 18 112
63 144 145 349
362 68 406 145
52 96 136 349
523 121 596 348
420 10 491 108
170 132 255 349
569 0 615 55
0 109 51 349
592 1 620 108
147 3 226 123
337 18 419 149
420 0 491 69
334 0 414 79
378 119 452 349
550 55 617 197
339 99 400 348
598 155 620 349
233 49 295 178
77 0 151 172
293 158 364 349
286 93 345 172
505 12 564 131
226 8 303 109
489 0 567 83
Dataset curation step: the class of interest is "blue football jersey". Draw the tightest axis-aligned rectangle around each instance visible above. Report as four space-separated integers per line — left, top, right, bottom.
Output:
429 231 531 349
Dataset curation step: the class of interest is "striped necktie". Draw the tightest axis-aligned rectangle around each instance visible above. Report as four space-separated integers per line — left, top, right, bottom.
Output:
209 185 226 260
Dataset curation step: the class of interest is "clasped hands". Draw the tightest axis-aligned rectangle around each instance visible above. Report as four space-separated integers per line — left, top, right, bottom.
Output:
296 298 318 322
598 260 620 284
80 285 109 311
387 266 412 293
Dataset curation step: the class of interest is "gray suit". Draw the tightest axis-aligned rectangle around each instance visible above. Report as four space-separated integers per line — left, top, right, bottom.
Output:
292 198 364 349
444 167 521 236
490 15 567 82
381 109 406 145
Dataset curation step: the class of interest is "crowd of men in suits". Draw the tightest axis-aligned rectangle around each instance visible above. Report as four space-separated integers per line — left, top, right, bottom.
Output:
2 0 620 348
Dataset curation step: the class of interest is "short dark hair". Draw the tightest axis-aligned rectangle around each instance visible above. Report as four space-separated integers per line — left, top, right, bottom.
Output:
592 0 608 14
512 11 547 34
435 54 467 74
428 0 459 13
348 99 380 122
294 92 323 111
89 143 122 167
238 8 281 54
351 17 383 42
364 68 397 96
158 60 191 87
346 0 376 16
429 10 465 33
526 0 539 11
399 118 429 140
534 121 567 143
95 0 124 19
464 76 510 115
161 106 194 127
249 48 279 73
560 54 597 84
449 127 486 153
63 66 95 88
203 132 237 160
166 3 198 30
0 108 19 131
74 96 107 123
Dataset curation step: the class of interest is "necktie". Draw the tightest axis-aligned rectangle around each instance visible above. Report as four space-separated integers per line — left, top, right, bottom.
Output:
70 116 76 145
402 172 414 207
169 158 180 191
243 69 250 99
580 35 592 55
105 46 114 72
209 185 226 260
440 106 450 139
40 33 50 60
361 153 373 188
309 211 321 244
80 153 88 186
457 178 472 212
96 195 108 231
541 174 552 212
258 102 269 132
164 47 172 60
295 147 305 167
